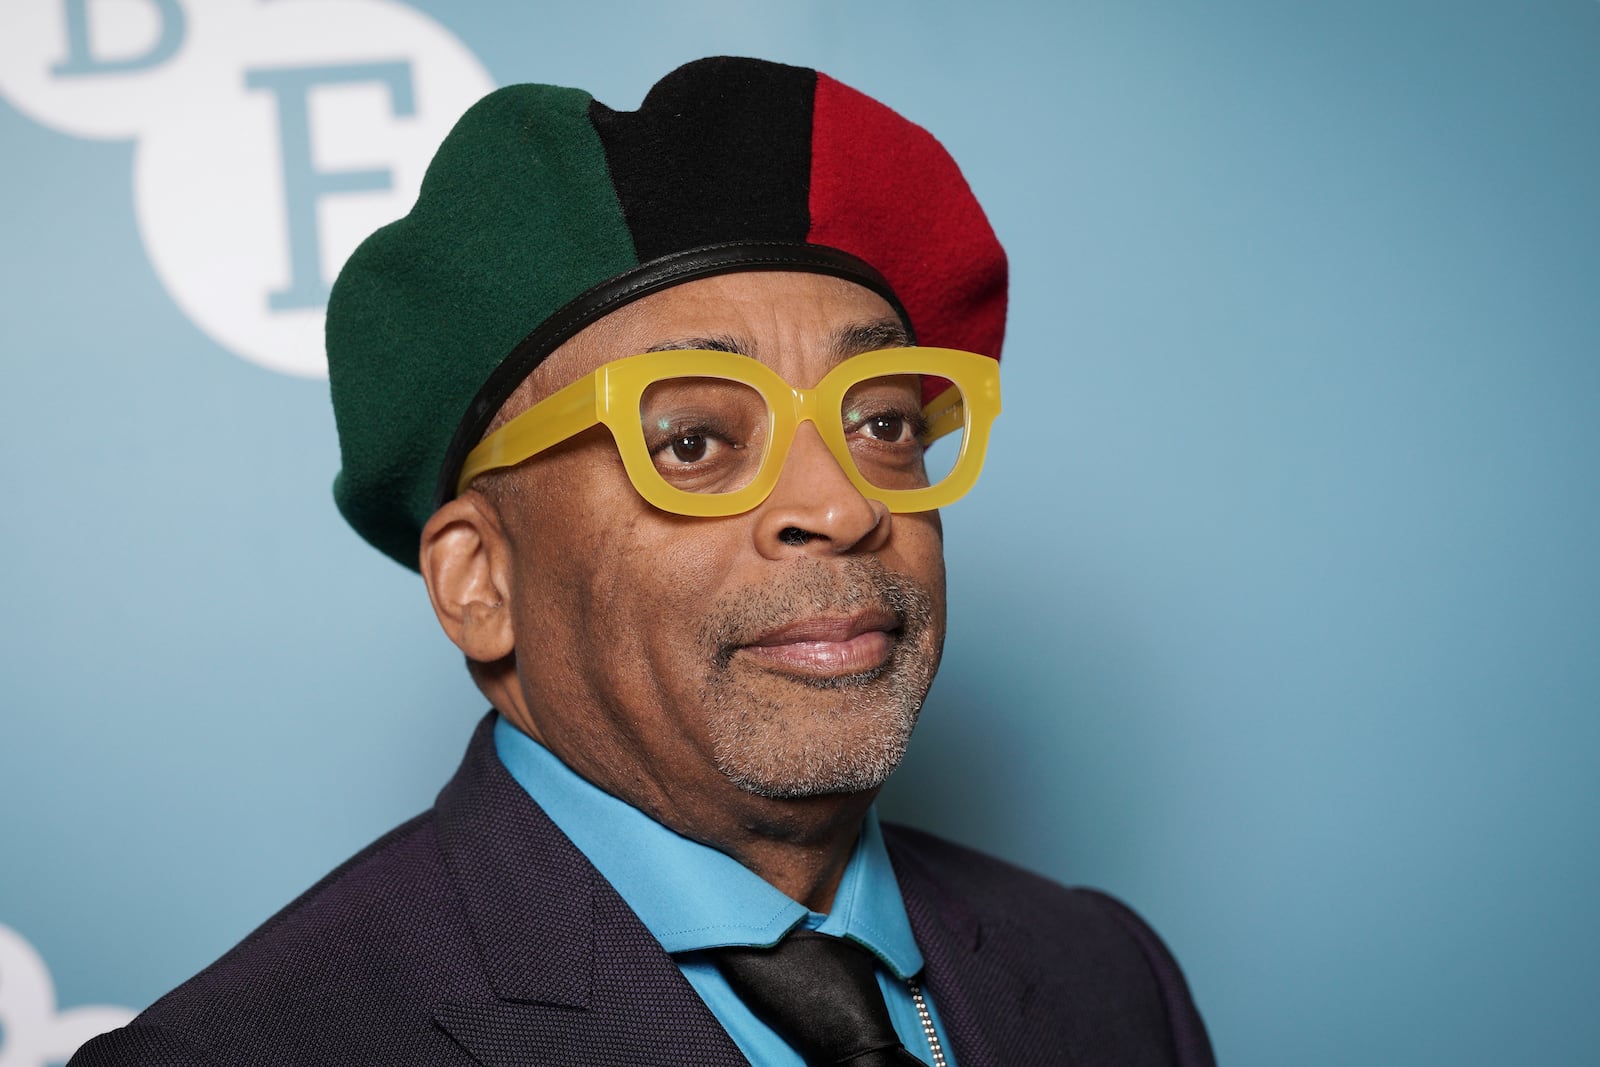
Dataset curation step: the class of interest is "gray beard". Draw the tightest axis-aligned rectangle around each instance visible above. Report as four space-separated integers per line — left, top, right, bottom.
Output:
696 557 941 799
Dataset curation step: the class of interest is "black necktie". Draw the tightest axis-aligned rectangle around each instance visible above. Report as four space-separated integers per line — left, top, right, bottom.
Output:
713 930 926 1066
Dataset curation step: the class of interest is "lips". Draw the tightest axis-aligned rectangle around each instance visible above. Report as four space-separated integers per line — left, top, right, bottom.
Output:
734 610 899 678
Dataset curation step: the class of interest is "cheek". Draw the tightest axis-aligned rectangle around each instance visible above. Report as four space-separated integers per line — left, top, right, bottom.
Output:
894 512 947 603
518 460 739 669
598 515 743 684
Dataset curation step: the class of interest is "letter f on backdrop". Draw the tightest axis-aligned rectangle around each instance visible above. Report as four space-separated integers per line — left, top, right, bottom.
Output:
0 0 493 377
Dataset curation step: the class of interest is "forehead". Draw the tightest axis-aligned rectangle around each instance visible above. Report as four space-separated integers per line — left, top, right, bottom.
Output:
525 271 905 402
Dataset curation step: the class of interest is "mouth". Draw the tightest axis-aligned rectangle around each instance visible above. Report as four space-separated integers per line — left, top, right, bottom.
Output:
731 610 900 680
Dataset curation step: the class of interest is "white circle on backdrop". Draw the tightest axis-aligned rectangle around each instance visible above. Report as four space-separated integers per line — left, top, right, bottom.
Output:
134 0 495 377
0 0 495 378
0 924 133 1067
0 0 196 140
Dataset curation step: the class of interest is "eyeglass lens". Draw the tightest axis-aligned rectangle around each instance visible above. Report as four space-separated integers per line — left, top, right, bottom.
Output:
638 373 967 495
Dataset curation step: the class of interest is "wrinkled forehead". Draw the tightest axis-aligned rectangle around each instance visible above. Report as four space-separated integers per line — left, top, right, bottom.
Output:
497 272 909 422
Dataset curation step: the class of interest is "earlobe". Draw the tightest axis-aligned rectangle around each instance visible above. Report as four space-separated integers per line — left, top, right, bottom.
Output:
419 492 516 664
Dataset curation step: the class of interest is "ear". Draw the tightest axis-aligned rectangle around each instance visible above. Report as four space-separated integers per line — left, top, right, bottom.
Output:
420 491 516 664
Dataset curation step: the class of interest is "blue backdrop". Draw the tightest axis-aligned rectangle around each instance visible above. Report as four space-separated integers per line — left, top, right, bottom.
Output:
4 2 1598 1064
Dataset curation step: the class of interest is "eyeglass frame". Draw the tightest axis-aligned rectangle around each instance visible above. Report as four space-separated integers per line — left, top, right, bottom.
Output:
455 346 1002 517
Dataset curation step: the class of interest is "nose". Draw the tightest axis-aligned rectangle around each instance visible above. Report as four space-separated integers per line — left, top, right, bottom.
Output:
753 423 890 558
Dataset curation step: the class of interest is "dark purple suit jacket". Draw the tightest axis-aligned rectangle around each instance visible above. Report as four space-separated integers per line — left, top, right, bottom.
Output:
72 714 1214 1066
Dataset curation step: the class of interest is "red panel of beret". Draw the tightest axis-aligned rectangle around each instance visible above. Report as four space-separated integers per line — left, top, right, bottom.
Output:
807 73 1008 361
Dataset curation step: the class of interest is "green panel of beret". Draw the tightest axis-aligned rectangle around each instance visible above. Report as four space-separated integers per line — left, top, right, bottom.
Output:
327 83 637 569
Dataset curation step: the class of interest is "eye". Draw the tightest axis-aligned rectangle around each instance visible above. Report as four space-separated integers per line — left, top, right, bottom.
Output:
652 427 734 467
864 413 911 443
845 406 927 446
668 433 713 464
842 374 928 448
638 378 766 492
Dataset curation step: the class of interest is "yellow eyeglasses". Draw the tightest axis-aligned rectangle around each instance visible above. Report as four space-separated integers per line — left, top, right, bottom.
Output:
457 346 1001 516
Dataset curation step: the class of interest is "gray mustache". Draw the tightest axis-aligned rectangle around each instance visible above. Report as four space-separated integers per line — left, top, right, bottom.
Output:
702 558 935 669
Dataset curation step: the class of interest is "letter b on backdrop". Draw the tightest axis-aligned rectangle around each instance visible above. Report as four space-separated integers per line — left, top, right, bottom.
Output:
0 0 494 377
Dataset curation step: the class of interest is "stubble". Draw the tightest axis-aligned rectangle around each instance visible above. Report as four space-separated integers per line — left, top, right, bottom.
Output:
697 557 942 799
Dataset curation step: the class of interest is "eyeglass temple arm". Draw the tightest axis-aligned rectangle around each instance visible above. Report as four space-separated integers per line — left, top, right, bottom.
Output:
455 374 600 493
919 383 966 446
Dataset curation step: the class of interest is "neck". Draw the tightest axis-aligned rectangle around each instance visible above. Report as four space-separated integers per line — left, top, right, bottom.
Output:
720 792 878 911
489 678 876 912
585 755 877 912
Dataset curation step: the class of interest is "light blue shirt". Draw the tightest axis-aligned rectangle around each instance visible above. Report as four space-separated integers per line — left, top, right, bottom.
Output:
494 716 956 1066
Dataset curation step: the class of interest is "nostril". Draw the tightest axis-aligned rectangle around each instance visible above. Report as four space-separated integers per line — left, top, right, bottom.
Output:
779 527 815 546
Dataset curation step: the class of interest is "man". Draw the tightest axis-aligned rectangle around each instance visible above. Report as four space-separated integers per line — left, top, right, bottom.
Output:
73 58 1213 1067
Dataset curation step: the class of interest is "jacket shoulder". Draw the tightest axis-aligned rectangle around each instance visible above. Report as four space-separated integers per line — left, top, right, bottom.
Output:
69 1023 216 1067
881 821 1099 917
70 811 481 1066
883 822 1180 938
881 822 1215 1067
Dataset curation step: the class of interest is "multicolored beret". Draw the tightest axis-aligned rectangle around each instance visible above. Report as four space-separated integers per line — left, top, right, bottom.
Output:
327 56 1007 569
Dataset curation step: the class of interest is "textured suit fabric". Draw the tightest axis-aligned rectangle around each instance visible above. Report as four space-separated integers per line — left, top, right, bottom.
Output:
71 714 1215 1067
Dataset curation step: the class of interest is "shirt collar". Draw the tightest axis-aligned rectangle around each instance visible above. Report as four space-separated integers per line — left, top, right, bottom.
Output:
493 715 924 980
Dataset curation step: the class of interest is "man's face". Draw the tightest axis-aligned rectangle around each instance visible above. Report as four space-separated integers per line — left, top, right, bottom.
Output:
482 271 947 833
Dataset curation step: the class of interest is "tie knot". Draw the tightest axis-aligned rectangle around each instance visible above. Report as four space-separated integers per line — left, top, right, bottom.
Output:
713 931 924 1066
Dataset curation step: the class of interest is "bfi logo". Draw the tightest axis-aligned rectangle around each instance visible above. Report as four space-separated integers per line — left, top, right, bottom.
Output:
0 924 133 1067
0 0 494 376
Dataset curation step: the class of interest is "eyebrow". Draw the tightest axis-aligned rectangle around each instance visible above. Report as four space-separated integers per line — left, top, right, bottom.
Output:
832 319 910 358
644 334 748 355
641 319 910 363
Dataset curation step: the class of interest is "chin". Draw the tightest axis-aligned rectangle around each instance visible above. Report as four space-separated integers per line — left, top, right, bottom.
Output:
704 668 929 800
716 730 914 800
695 556 943 799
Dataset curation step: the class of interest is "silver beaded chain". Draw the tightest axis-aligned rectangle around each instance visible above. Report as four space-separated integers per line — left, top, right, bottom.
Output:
906 979 948 1067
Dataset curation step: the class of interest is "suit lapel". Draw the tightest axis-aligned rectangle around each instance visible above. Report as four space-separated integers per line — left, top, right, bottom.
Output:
430 714 750 1067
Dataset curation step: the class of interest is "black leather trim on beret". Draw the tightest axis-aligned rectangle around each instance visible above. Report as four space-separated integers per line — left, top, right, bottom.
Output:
433 241 914 509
